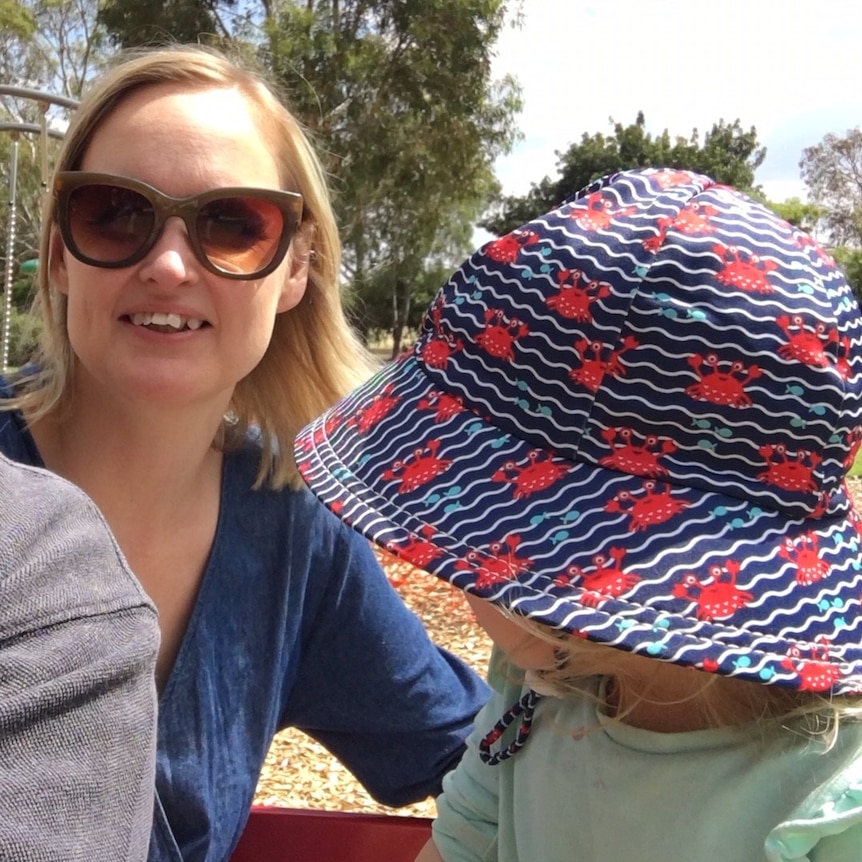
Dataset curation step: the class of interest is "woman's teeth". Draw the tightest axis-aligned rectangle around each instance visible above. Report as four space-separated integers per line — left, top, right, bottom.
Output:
130 312 204 331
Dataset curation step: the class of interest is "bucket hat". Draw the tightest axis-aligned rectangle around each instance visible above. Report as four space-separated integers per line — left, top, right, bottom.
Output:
296 168 862 695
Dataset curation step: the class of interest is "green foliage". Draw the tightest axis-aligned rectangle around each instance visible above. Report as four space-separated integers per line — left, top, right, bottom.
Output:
0 0 37 38
98 0 234 47
480 112 765 236
266 0 521 347
800 128 862 247
0 305 42 368
355 262 451 355
831 247 862 307
767 197 825 234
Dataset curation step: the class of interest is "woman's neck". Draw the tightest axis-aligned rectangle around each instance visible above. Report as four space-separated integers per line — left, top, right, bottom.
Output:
28 384 229 527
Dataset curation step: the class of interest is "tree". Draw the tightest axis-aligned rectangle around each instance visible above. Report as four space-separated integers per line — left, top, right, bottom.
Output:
832 248 862 307
262 0 522 352
97 0 238 47
800 128 862 247
481 112 765 237
767 197 825 235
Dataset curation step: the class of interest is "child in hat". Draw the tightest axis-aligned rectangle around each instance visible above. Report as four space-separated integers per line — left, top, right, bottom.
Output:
296 168 862 861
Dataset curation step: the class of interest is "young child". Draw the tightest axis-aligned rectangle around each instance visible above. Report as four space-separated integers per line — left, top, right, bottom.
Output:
296 168 862 861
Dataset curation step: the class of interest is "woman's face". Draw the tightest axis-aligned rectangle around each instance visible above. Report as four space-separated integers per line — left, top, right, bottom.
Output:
51 82 307 409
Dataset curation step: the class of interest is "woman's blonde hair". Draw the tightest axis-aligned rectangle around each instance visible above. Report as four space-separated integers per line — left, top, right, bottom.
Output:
15 44 376 488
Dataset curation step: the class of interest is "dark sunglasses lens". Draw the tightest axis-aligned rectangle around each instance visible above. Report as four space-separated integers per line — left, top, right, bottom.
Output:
66 184 155 264
197 197 286 274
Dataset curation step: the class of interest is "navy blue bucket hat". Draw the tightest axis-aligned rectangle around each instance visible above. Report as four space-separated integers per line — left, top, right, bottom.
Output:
296 168 862 695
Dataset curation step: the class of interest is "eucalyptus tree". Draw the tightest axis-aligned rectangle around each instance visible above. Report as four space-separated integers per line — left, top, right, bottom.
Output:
267 1 521 348
800 128 862 248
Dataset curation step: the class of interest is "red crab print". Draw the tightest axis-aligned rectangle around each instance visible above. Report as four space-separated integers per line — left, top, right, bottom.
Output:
386 524 445 571
454 534 533 589
651 169 694 189
484 229 540 264
570 192 635 231
672 202 719 234
569 335 638 393
778 532 829 586
381 438 453 493
417 389 464 424
420 296 464 370
604 479 690 531
776 315 838 368
646 203 719 250
643 220 670 253
555 548 639 607
713 244 777 293
672 560 753 621
781 640 842 692
599 427 676 477
836 335 855 382
349 383 400 434
546 269 612 322
795 232 835 268
295 413 340 456
685 353 761 407
491 450 569 499
758 443 821 494
475 309 529 361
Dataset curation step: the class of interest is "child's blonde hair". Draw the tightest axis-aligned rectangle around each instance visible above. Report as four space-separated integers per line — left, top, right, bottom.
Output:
496 609 862 748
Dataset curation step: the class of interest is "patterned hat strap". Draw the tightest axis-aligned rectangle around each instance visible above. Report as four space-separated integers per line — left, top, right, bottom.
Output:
478 689 543 766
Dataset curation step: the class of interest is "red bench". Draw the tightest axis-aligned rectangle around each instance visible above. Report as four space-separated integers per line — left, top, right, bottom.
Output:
230 806 432 862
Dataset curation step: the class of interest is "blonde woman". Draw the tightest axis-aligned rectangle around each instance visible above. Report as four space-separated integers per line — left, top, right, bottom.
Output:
0 46 488 861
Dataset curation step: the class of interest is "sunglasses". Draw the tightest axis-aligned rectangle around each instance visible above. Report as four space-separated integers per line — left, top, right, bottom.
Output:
53 172 304 280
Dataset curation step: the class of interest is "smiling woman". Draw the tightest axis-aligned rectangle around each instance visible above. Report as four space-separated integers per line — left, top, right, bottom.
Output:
0 45 489 862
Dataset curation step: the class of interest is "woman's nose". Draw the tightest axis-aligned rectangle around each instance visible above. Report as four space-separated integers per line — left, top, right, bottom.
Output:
137 217 199 285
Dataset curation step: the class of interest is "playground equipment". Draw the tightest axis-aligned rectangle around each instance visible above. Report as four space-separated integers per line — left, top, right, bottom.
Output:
0 85 78 372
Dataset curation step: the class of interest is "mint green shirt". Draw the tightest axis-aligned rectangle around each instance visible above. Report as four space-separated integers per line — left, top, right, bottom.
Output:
433 654 862 861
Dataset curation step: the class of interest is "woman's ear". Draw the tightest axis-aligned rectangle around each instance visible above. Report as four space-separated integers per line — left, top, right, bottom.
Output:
49 228 70 296
276 225 313 314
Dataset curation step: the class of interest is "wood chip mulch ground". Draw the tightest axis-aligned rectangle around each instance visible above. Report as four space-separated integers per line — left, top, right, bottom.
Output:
254 478 862 818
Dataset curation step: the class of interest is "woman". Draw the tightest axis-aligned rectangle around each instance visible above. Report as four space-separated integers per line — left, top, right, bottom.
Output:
0 46 488 861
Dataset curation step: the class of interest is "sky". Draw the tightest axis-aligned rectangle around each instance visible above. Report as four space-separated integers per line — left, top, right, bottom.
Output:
488 0 862 205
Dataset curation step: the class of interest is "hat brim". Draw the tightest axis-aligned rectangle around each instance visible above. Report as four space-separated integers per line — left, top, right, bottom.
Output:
297 351 862 695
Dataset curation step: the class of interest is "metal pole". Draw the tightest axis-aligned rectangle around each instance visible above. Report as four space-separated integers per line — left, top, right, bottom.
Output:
3 134 20 373
0 85 79 110
0 85 77 372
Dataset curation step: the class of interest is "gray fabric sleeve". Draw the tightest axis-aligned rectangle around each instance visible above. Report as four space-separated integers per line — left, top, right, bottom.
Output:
0 454 159 861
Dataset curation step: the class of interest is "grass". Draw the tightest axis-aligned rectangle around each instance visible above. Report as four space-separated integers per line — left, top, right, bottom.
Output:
851 451 862 478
